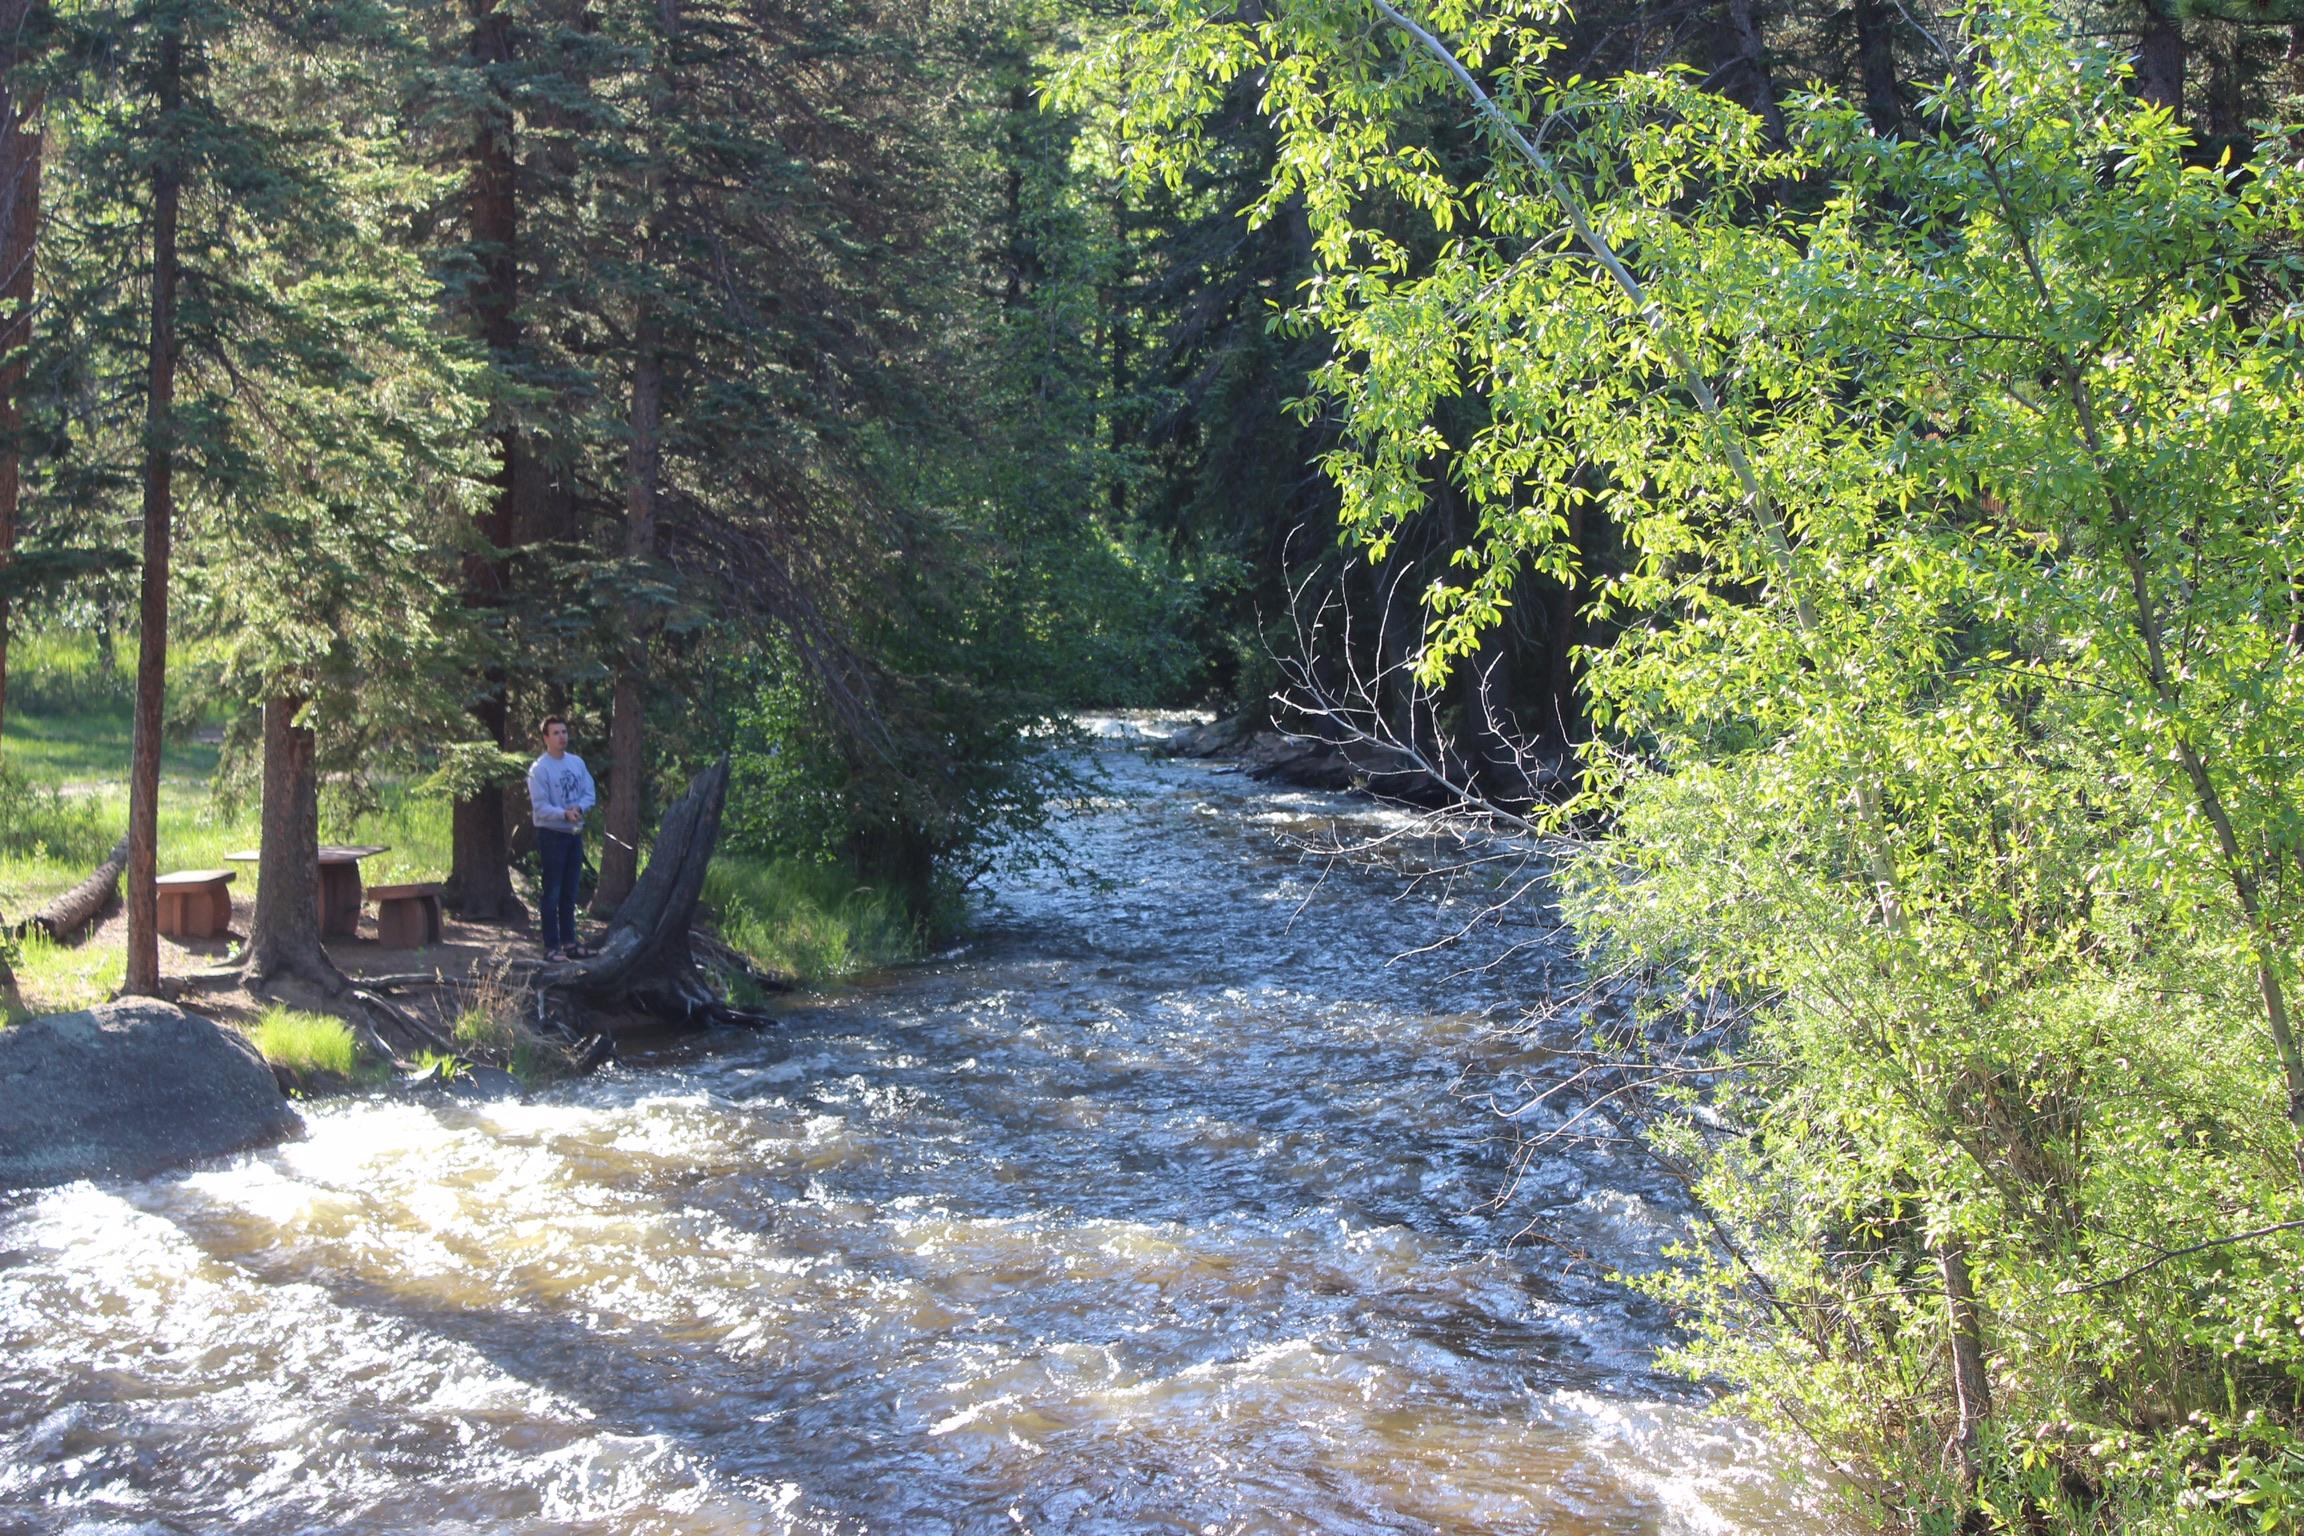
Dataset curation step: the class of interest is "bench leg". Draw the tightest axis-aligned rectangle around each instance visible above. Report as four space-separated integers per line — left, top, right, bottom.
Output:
377 897 433 949
158 890 186 938
319 865 362 938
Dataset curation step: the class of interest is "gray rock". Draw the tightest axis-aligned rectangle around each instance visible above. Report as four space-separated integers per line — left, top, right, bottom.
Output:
395 1061 524 1103
0 1000 303 1190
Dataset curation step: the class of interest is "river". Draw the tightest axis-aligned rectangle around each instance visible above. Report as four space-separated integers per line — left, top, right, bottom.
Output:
0 717 1839 1535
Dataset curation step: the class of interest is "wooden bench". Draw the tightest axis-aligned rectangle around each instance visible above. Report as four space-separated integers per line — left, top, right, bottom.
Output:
367 881 444 949
156 870 235 940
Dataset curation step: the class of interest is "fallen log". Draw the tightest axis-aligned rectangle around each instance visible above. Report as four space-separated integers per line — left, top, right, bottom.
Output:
13 835 128 942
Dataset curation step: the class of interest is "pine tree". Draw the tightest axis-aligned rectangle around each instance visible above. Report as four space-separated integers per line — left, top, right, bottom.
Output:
36 0 484 991
0 0 45 748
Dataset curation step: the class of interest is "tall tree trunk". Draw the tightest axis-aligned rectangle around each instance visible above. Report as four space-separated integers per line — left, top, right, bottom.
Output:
1711 0 1791 148
447 0 522 921
1851 0 1903 138
123 23 181 998
1000 80 1034 310
1104 198 1131 520
2136 1 2185 115
596 305 660 914
0 0 42 748
247 690 341 989
595 0 676 917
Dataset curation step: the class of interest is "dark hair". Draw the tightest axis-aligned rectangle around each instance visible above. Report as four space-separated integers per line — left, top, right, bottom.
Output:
542 715 568 736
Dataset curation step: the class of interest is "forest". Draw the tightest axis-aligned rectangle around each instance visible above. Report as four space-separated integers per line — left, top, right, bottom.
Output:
3 0 2304 1530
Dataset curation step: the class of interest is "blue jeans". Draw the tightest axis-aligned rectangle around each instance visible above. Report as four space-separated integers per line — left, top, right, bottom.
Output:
538 827 584 951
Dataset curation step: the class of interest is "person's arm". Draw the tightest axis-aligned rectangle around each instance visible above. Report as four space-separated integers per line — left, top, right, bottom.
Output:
527 757 556 827
573 758 598 816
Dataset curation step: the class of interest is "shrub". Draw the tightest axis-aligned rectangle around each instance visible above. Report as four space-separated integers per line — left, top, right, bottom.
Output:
704 852 917 982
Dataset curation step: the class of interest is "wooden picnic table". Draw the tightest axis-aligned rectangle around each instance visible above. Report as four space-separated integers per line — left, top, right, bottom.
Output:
224 844 389 939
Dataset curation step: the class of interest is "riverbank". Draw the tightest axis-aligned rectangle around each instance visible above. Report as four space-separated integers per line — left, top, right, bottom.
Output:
2 658 917 1097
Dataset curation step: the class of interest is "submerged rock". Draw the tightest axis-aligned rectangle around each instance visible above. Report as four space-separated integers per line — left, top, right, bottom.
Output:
395 1061 524 1102
0 1000 303 1190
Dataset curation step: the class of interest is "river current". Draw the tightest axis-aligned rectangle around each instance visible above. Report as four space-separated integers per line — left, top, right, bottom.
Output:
0 717 1838 1535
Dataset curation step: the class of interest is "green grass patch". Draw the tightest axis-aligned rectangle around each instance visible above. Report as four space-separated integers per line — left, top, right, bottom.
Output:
2 627 454 918
249 1005 363 1079
705 853 918 983
4 928 127 1022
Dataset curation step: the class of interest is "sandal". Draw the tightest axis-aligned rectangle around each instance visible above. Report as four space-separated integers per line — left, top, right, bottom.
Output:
543 947 567 963
565 943 596 960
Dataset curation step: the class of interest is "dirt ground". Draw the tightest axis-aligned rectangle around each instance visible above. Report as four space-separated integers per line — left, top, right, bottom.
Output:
100 892 580 1044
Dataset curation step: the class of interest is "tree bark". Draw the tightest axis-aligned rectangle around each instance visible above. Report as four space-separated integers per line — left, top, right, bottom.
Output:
1544 491 1588 749
1936 1234 1993 1489
1851 0 1903 138
124 23 182 998
595 302 660 914
446 0 522 922
16 833 125 941
597 0 677 915
2136 1 2185 115
0 0 44 747
247 691 343 991
1713 0 1791 149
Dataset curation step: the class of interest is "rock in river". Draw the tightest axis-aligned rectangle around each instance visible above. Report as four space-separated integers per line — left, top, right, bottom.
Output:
0 1000 302 1190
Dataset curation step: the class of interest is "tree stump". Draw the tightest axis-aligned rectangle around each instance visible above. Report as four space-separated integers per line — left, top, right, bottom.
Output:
535 755 771 1030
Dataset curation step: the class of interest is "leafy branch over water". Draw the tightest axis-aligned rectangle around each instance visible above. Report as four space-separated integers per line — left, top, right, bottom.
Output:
1067 0 2304 1524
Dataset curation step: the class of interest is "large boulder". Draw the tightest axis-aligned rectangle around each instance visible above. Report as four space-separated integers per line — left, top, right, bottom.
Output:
0 1000 302 1190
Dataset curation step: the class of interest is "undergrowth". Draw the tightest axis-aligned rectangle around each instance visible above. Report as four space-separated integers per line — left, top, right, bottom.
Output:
249 1005 366 1082
705 853 918 982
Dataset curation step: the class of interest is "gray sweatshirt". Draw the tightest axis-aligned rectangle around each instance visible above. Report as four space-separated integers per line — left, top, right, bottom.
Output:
528 751 597 834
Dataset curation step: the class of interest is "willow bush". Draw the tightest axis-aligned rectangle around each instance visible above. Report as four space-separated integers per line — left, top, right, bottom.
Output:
1072 0 2304 1527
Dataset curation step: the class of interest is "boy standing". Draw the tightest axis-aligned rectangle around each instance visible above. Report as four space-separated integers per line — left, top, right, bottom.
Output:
529 716 596 960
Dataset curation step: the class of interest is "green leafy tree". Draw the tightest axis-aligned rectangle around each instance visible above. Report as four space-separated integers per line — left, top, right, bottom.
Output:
1076 0 2304 1522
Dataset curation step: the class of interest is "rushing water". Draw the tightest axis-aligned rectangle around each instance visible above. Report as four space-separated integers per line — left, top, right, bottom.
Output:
0 718 1838 1536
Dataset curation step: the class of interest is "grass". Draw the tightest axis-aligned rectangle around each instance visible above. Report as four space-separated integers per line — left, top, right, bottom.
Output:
1 628 453 918
7 625 918 1024
249 1004 363 1080
2 928 126 1022
705 852 919 982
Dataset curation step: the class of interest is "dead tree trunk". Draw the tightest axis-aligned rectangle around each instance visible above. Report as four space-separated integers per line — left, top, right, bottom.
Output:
246 691 347 994
15 834 126 941
540 756 767 1029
